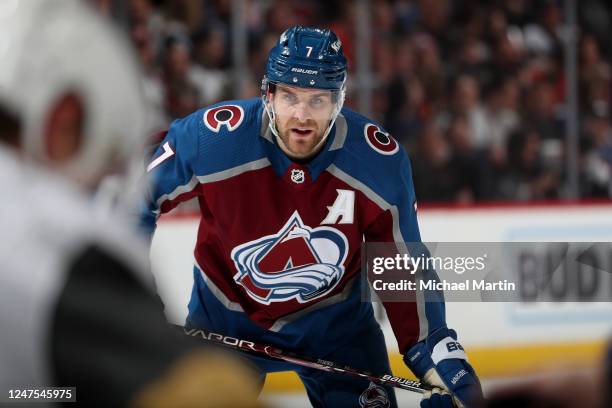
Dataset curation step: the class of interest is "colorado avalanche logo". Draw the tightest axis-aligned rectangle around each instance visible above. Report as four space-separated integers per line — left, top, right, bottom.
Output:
231 211 348 305
203 105 244 133
359 382 390 408
364 123 399 155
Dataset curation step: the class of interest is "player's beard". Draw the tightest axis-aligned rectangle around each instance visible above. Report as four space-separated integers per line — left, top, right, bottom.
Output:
275 118 329 160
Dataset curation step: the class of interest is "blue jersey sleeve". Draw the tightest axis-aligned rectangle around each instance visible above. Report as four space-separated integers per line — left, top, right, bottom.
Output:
139 112 202 237
362 149 446 353
334 108 448 353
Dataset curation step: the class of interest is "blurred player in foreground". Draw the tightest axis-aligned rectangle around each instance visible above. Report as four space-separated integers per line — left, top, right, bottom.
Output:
142 26 483 407
0 1 262 407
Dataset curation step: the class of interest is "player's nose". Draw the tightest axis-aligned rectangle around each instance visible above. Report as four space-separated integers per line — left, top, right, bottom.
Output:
292 102 312 122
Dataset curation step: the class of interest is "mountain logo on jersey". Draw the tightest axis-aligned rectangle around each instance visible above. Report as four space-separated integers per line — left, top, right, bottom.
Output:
231 211 348 305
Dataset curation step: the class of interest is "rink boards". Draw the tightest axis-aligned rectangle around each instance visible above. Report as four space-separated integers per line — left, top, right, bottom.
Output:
150 202 612 391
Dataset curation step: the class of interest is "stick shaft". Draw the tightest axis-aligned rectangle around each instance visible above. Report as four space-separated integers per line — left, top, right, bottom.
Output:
178 326 430 394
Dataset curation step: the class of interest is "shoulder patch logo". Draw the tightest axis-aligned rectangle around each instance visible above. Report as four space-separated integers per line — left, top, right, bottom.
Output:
203 104 245 133
364 123 399 155
231 211 348 305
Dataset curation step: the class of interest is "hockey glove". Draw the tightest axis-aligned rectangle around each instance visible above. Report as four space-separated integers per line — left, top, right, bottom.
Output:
404 327 483 408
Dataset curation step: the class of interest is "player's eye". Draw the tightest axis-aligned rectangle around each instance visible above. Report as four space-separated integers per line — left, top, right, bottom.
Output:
310 97 323 107
310 96 331 109
281 93 297 104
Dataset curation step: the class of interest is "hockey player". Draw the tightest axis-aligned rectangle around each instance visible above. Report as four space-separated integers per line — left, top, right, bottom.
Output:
0 1 262 407
142 26 483 408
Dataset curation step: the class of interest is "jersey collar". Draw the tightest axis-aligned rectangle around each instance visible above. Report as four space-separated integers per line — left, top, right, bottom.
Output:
258 103 347 182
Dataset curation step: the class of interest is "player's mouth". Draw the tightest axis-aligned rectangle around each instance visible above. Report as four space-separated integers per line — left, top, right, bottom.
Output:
290 128 314 138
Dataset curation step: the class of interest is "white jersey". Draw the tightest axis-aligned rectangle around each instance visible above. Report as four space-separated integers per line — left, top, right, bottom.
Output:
0 147 151 390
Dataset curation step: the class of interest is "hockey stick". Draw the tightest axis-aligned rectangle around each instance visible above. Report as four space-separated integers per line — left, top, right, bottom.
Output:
175 325 431 394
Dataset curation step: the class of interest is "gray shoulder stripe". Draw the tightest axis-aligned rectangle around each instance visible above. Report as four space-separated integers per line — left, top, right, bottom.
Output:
326 164 389 210
268 276 357 332
327 164 405 242
196 158 271 184
155 175 199 208
156 159 271 208
388 207 407 256
326 164 429 339
416 283 428 341
330 113 347 151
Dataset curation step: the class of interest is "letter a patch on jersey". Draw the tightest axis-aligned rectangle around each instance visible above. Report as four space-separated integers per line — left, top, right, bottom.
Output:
231 211 348 305
322 189 354 225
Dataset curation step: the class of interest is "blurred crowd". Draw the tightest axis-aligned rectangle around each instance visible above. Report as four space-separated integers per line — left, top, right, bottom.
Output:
94 0 612 203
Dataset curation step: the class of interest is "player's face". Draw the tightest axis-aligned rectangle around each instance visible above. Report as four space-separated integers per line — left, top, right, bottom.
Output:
271 84 335 159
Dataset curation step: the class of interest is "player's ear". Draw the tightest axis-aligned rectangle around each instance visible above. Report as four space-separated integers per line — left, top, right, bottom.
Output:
43 92 85 165
267 82 277 100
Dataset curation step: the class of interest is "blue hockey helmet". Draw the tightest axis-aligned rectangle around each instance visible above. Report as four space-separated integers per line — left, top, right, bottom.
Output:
264 26 347 91
262 27 348 154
